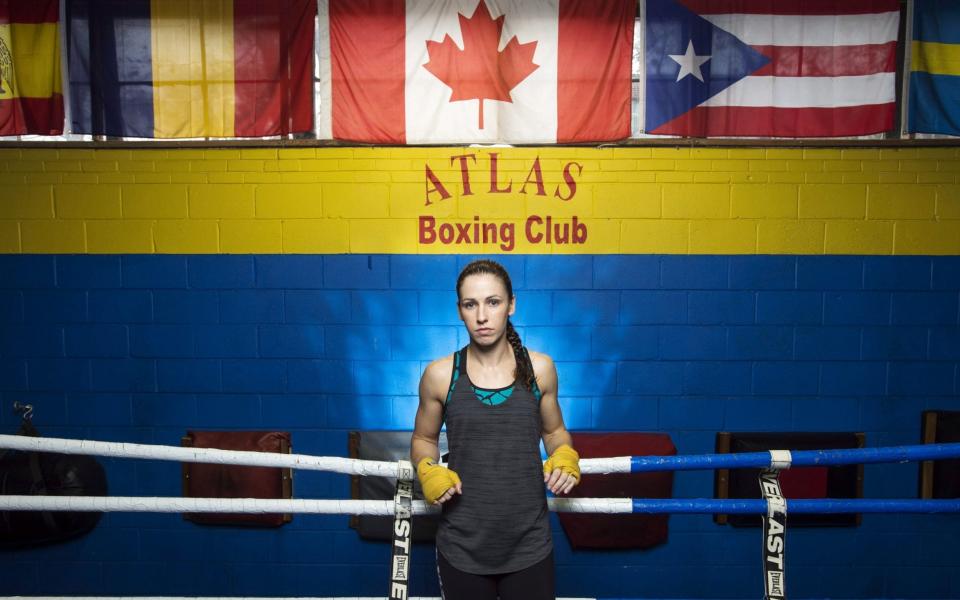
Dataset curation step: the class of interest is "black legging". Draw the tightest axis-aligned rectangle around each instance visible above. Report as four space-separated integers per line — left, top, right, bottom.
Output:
437 549 555 600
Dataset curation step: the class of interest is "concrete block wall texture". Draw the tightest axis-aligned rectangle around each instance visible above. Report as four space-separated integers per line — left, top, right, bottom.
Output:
0 147 959 599
1 146 959 255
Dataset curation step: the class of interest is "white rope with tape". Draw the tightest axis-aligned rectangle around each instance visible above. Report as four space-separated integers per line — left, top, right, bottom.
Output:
0 597 601 600
0 495 635 515
0 434 626 476
0 434 399 478
578 456 631 474
768 450 793 470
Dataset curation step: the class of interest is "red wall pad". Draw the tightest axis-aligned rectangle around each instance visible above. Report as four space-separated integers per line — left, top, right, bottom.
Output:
182 431 293 527
560 432 676 549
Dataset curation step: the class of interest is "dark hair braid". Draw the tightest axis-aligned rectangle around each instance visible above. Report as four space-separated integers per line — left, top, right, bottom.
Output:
457 259 536 391
505 320 535 391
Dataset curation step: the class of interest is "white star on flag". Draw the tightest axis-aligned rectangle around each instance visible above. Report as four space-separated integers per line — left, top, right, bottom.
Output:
668 40 711 82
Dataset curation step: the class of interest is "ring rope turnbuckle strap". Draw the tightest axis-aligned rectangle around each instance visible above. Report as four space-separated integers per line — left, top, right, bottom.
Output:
759 469 787 600
390 460 414 600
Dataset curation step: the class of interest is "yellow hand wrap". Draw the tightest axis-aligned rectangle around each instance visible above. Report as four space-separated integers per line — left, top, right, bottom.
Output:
543 444 581 482
416 457 461 504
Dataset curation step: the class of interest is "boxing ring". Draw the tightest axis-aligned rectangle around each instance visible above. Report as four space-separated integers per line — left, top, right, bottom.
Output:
1 433 959 600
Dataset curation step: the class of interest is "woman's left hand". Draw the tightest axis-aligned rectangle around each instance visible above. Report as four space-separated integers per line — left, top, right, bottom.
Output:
544 467 578 495
543 443 580 495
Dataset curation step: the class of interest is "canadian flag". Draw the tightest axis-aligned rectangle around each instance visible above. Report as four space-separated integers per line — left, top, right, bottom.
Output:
317 0 635 143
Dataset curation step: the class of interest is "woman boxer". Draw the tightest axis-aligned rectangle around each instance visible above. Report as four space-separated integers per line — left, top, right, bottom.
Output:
411 259 580 600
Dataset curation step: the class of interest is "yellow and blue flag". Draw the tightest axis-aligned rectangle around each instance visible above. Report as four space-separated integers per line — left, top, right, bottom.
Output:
909 0 960 135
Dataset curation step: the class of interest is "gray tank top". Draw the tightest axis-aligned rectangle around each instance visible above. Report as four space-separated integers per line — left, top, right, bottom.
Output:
436 346 552 575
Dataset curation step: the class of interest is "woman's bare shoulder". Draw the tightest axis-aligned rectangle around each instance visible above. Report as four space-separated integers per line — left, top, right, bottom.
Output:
526 349 556 379
526 349 558 397
420 353 456 394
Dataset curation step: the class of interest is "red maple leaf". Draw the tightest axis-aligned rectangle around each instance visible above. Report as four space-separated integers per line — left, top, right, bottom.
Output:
423 0 539 130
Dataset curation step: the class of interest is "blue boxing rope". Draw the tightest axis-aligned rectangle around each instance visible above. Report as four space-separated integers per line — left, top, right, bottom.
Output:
626 498 960 514
627 442 960 472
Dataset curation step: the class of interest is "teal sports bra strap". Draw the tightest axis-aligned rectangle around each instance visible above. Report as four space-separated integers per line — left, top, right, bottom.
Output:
444 349 463 407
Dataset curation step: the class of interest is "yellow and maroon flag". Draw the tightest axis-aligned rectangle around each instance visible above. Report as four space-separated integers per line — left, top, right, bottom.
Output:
68 0 314 138
0 0 64 135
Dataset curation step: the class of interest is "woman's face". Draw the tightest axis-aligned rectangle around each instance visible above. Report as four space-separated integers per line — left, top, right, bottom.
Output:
457 273 516 347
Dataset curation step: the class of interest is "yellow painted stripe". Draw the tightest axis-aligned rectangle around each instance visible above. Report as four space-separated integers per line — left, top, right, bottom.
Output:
2 147 959 255
151 0 235 138
1 22 61 101
912 41 960 77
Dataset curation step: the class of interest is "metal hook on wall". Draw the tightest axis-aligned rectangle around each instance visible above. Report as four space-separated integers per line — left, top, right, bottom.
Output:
12 401 33 421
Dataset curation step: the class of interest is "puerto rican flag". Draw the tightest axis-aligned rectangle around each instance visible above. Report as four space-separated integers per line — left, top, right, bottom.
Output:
644 0 900 137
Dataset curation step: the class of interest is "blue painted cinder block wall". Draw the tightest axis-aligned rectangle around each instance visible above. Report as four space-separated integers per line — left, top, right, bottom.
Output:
1 254 959 599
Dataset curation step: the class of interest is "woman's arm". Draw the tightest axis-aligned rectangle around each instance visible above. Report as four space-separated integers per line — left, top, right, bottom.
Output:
411 356 461 504
533 351 579 495
411 359 446 465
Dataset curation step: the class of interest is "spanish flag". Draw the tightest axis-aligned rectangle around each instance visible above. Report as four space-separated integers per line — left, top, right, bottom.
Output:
0 0 64 136
68 0 314 138
909 0 960 135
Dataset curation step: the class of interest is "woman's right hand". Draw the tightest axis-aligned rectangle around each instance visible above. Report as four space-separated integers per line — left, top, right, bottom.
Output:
416 457 462 505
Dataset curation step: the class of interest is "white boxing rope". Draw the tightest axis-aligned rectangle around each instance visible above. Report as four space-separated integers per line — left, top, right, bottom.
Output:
550 497 635 514
579 456 631 474
0 434 400 478
0 495 634 515
1 598 602 600
0 434 625 476
0 496 428 516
